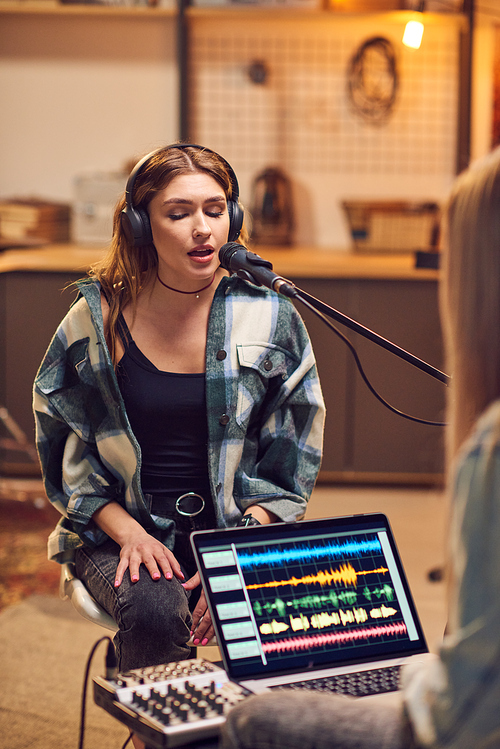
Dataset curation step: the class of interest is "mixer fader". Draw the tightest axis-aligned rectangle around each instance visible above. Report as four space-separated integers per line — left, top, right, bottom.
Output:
93 658 252 748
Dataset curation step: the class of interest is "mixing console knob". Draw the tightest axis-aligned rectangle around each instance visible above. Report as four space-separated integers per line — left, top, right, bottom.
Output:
195 700 208 717
159 707 173 725
152 689 167 707
153 703 164 720
133 693 147 709
214 698 225 715
171 699 182 714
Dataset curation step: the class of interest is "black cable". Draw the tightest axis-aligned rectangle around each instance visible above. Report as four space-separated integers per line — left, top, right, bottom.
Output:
78 636 117 749
121 734 133 749
297 296 447 427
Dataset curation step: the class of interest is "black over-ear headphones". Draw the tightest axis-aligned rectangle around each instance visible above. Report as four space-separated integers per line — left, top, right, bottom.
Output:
120 143 244 247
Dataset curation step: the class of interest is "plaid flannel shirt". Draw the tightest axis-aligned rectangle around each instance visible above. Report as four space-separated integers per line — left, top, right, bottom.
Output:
33 276 325 563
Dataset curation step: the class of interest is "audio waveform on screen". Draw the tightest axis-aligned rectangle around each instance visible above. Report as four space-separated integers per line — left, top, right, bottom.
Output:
252 589 358 617
292 607 369 630
260 619 290 635
370 605 398 619
261 622 408 654
258 605 398 635
363 584 395 602
237 536 382 569
246 563 389 591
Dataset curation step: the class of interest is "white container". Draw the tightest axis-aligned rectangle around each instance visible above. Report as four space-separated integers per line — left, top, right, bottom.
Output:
72 171 127 245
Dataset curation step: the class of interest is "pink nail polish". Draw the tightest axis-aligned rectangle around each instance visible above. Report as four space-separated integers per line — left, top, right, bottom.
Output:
193 638 200 646
201 638 209 646
131 575 138 582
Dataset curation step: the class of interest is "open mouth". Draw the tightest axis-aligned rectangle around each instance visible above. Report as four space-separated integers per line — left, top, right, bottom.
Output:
188 247 214 258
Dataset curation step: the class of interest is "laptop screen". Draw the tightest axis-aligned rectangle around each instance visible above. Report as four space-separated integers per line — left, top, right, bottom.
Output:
191 513 428 682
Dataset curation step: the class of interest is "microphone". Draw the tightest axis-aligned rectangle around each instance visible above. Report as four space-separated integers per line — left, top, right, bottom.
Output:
219 242 297 298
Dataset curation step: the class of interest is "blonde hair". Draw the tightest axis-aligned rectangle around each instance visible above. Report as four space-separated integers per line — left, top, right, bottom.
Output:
442 146 500 464
90 145 248 364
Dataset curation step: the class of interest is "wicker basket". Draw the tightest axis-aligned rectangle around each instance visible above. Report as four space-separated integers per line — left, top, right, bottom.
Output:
342 201 440 253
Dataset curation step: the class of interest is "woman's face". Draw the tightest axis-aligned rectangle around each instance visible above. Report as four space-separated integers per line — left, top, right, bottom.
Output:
148 171 230 289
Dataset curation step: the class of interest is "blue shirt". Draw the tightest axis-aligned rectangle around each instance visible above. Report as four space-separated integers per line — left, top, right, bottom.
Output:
403 399 500 747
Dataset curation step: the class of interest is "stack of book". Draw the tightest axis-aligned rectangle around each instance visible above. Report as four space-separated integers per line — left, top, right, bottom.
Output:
0 198 71 245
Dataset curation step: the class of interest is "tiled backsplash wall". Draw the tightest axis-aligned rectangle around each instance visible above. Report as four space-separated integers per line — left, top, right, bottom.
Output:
191 14 460 249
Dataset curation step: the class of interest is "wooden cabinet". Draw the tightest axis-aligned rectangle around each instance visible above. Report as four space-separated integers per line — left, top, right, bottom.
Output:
292 276 445 483
0 271 81 473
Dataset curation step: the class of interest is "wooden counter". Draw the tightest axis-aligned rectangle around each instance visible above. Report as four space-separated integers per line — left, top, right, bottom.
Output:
0 243 440 281
0 243 445 485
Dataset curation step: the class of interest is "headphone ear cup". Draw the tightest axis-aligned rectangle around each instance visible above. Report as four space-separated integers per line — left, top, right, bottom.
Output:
227 200 244 242
120 205 153 247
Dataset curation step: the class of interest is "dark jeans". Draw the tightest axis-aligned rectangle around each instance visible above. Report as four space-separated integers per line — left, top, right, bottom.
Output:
75 537 194 672
75 492 216 672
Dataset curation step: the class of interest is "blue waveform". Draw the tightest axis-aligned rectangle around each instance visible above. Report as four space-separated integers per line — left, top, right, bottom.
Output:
237 536 382 569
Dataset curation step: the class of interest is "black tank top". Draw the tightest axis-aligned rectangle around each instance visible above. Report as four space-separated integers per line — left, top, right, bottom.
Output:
115 313 212 511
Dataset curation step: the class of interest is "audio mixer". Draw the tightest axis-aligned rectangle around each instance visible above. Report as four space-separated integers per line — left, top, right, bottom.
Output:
93 658 252 748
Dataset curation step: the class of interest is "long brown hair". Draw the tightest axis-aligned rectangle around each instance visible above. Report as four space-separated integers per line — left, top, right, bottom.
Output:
90 144 247 364
441 146 500 464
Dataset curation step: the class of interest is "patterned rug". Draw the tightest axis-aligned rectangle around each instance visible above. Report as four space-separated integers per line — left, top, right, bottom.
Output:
0 480 61 612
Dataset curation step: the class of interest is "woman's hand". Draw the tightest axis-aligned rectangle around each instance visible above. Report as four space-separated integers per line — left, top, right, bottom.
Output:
180 507 276 644
115 530 184 588
182 572 215 646
92 501 184 587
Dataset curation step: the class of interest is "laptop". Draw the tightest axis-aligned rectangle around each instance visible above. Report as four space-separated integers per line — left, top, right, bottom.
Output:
190 512 428 698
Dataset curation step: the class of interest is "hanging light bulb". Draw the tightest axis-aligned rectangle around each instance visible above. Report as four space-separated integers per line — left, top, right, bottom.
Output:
403 1 425 50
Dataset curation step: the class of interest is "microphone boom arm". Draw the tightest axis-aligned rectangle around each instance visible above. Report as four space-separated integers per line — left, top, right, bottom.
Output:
218 242 449 386
275 281 450 387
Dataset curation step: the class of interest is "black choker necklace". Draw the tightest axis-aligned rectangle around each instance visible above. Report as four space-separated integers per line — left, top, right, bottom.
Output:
156 271 217 297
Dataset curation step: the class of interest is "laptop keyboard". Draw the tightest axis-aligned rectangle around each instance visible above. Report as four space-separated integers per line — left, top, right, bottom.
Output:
270 665 401 697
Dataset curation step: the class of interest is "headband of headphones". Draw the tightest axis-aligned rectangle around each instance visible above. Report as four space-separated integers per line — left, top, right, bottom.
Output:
120 143 244 247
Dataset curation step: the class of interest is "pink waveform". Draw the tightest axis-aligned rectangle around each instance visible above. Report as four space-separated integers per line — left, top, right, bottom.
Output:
261 622 407 654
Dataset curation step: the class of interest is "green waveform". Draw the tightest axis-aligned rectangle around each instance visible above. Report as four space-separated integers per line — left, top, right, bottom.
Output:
363 584 394 602
253 589 358 618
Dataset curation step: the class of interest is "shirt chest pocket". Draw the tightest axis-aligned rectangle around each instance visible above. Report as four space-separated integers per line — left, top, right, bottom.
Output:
235 343 290 431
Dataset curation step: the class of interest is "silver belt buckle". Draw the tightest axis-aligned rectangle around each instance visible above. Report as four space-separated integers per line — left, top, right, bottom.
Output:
175 492 205 517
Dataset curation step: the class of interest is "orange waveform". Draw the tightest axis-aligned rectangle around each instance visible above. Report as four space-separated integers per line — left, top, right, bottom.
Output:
246 564 389 590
